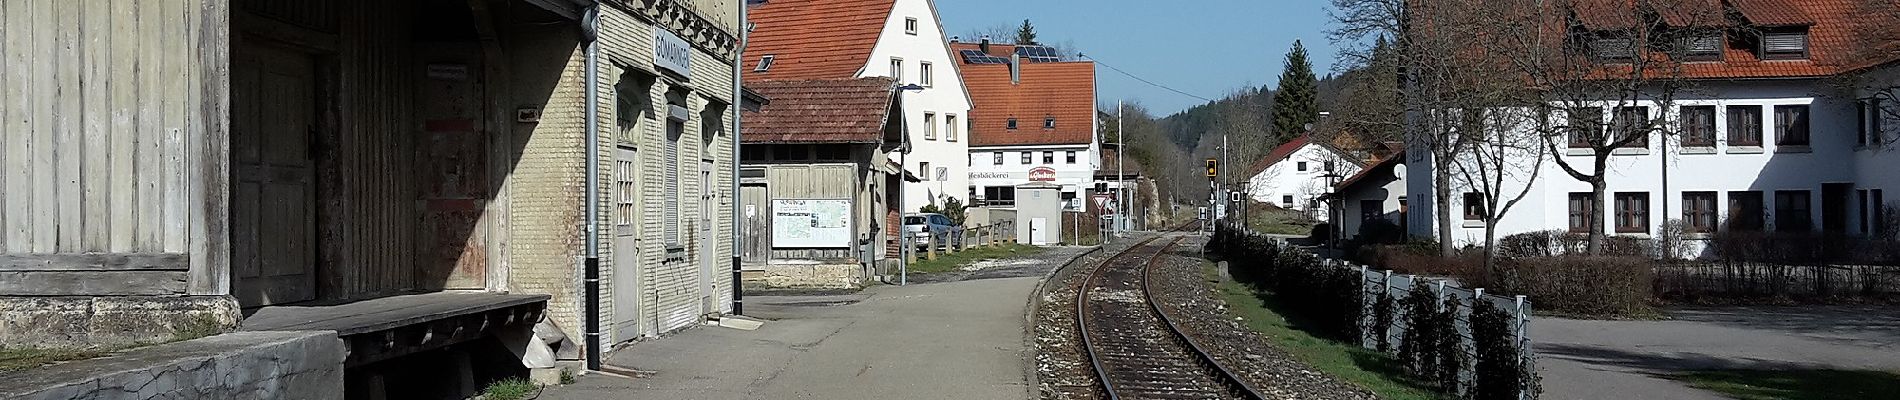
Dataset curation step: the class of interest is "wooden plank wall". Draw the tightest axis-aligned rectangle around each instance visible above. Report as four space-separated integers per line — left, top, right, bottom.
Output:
315 0 420 301
765 164 857 260
0 0 207 295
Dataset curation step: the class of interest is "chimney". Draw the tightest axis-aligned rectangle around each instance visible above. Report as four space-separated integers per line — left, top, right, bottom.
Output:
1010 53 1021 85
980 35 992 53
950 35 961 43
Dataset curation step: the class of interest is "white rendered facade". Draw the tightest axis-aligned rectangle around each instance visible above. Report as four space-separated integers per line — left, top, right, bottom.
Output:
1406 77 1900 252
1247 143 1363 218
968 143 1099 211
862 0 973 210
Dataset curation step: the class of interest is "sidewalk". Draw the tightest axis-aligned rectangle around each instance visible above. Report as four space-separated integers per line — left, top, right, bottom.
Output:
543 266 1072 399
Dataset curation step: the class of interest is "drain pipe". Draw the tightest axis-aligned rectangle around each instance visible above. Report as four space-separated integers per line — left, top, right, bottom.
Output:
580 5 604 372
731 2 749 315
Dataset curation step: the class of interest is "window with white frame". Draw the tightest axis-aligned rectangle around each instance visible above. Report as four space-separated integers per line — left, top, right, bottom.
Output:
992 151 1003 165
920 62 934 87
891 58 904 82
945 114 958 141
905 17 918 35
923 112 937 140
754 55 775 72
1065 151 1077 164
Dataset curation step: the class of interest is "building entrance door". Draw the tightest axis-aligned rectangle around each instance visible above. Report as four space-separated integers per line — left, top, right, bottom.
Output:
232 41 319 307
612 147 646 339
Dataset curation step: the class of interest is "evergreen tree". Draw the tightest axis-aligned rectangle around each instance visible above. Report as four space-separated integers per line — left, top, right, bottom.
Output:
1271 40 1320 145
1015 19 1039 46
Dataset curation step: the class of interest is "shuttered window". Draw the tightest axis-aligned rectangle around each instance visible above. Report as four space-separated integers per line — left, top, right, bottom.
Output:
1762 30 1808 60
1682 33 1722 61
1592 37 1634 60
664 97 687 245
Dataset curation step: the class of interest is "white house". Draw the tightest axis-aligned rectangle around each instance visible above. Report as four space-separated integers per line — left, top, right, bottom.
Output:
1245 135 1363 218
954 40 1100 212
1335 151 1408 240
746 0 973 211
1405 0 1898 251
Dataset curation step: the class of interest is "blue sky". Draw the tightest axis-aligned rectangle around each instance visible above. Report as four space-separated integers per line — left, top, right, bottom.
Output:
936 0 1343 116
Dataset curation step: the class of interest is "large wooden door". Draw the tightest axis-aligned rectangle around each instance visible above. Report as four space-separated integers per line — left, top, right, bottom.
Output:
233 42 319 306
612 148 646 340
415 45 489 290
741 182 770 263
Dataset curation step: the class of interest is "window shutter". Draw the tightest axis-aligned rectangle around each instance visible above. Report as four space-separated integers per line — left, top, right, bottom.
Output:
1687 34 1720 54
1764 32 1807 55
1593 37 1633 59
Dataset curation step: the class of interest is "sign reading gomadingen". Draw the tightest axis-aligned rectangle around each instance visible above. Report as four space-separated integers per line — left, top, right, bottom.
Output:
654 29 691 76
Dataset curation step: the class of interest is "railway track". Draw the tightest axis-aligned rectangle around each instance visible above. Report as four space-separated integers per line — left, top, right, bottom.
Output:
1076 230 1265 400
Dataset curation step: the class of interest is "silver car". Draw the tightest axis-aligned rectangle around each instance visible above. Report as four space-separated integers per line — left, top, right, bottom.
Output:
903 213 961 249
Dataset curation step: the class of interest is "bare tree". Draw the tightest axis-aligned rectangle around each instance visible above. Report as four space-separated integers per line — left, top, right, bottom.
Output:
1448 107 1547 273
1332 0 1511 255
1489 0 1721 254
1833 0 1900 151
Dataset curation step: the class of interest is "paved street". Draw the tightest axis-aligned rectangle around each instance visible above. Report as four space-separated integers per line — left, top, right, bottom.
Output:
543 246 1094 400
1535 305 1900 400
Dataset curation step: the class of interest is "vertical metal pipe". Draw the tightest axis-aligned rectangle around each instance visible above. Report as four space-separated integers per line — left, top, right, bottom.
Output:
581 6 603 372
1117 100 1124 236
731 0 749 316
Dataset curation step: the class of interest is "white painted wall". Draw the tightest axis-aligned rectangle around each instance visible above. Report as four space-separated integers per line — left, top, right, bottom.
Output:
863 0 972 211
1246 143 1361 217
1338 166 1407 239
968 145 1095 210
1407 78 1899 252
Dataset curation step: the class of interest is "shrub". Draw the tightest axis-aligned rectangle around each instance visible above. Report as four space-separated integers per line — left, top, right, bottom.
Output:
1496 230 1651 258
1472 300 1538 400
1492 256 1653 317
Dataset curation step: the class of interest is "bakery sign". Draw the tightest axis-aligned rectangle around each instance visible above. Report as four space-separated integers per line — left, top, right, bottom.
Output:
1028 167 1058 182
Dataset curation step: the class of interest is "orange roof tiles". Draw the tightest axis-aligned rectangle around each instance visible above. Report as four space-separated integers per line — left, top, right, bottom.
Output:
1565 0 1898 80
952 45 1097 147
744 0 896 82
1246 136 1312 177
742 78 898 144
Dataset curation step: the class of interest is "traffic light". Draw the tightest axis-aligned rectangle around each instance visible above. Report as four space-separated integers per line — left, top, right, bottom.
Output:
1205 158 1218 178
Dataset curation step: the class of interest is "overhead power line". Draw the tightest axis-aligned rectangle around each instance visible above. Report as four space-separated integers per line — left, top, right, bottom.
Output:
1082 54 1217 103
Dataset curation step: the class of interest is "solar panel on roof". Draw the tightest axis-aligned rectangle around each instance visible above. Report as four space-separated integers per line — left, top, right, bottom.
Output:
1014 46 1062 62
960 49 1010 65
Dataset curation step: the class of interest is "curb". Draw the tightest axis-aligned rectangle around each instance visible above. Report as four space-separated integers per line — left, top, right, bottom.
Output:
1018 243 1106 400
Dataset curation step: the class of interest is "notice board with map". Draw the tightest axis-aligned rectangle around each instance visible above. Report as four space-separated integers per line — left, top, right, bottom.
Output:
771 199 853 248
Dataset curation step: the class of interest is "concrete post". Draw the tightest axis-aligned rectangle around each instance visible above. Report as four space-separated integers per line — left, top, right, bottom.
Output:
927 232 938 261
908 232 920 264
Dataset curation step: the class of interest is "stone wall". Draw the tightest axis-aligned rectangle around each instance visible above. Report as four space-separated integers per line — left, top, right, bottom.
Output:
0 295 240 349
1 331 344 400
743 264 864 290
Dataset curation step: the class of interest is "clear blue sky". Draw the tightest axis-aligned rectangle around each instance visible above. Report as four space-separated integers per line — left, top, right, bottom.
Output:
936 0 1343 116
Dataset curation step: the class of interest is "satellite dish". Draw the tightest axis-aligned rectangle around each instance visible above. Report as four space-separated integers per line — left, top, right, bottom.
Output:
1393 164 1408 180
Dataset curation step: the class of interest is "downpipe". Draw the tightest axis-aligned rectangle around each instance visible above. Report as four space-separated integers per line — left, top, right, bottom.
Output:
580 6 603 372
731 1 748 316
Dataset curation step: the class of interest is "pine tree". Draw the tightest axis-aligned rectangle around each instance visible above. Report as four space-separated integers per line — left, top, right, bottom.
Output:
1015 19 1039 46
1271 40 1320 145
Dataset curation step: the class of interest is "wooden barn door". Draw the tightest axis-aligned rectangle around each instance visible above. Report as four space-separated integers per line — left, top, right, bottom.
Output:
740 182 770 263
233 42 320 306
415 45 488 290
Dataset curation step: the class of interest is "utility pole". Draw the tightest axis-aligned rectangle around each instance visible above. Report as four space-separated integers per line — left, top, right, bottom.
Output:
1117 100 1126 236
1221 132 1230 221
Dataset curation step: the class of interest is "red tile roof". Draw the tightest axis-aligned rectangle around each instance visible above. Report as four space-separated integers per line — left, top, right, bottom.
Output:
1246 136 1312 177
954 54 1097 147
1565 0 1899 80
1335 150 1405 192
743 0 896 82
741 78 899 144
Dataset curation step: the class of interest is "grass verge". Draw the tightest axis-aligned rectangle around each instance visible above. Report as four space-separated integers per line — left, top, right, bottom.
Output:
1675 369 1900 400
1206 263 1441 400
0 348 110 373
905 244 1045 274
479 378 539 400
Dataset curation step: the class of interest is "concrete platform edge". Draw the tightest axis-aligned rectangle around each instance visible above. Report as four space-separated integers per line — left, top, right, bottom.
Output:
1020 243 1104 399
